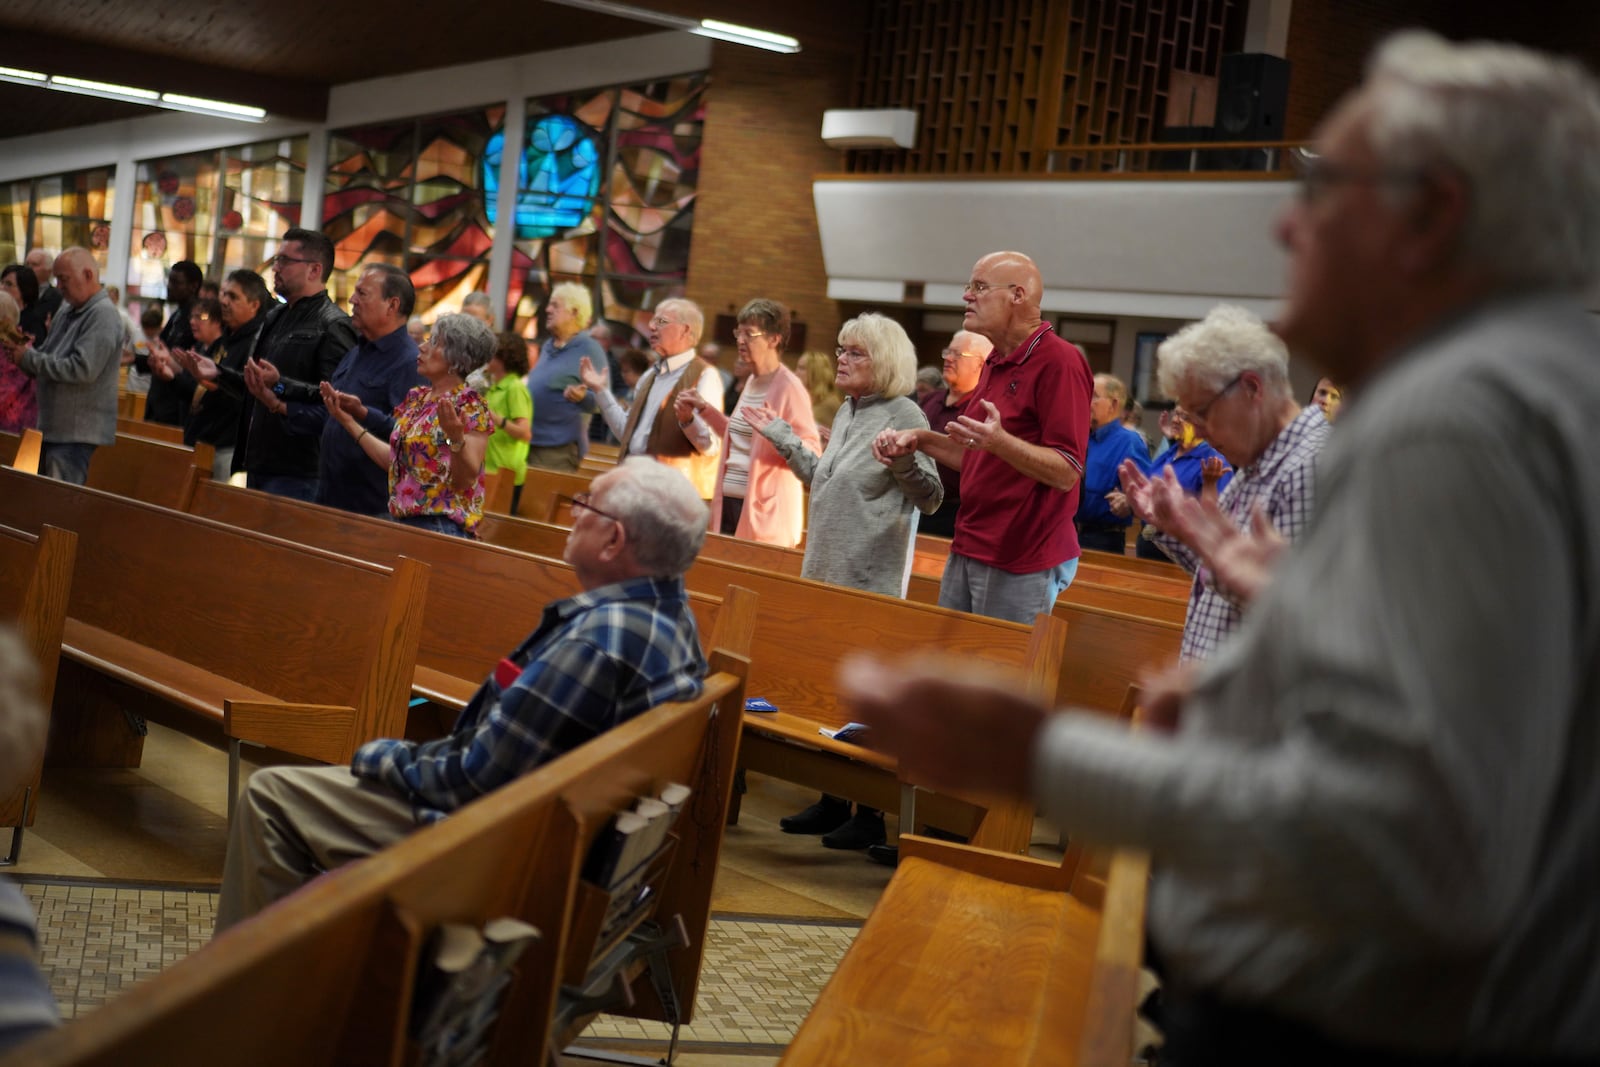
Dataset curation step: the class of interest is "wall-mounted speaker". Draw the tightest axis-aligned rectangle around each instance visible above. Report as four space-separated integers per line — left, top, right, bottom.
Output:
1209 53 1290 171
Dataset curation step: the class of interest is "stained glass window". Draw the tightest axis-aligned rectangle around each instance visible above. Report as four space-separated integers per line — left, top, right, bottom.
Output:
324 107 502 316
510 73 707 343
128 139 306 301
0 167 116 273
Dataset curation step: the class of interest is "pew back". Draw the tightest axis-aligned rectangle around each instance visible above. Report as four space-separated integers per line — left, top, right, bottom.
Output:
85 431 212 510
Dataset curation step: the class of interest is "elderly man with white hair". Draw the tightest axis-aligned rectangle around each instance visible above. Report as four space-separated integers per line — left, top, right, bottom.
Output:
844 32 1600 1062
1114 305 1329 661
216 458 711 929
917 328 993 538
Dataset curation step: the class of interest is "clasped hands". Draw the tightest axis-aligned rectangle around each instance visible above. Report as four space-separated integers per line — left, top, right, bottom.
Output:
871 399 1004 466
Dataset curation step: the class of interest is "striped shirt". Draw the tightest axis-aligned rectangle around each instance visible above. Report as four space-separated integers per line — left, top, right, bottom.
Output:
352 576 706 823
1153 403 1330 661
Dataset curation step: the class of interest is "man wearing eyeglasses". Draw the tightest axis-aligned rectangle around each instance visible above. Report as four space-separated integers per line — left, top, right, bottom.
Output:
574 297 723 499
875 250 1093 624
215 458 710 929
217 228 356 501
917 329 993 539
847 33 1600 1063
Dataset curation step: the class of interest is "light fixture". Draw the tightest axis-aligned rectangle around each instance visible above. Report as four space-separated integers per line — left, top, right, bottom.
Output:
544 0 800 53
0 68 267 122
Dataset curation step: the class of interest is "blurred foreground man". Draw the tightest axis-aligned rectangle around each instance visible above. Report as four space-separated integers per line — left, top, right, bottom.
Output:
843 32 1600 1064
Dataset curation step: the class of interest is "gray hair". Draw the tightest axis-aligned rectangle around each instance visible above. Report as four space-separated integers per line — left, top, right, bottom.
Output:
0 627 46 792
655 297 704 347
550 282 593 330
430 313 497 378
1365 30 1600 292
1095 373 1129 407
916 366 944 389
949 330 993 359
1156 304 1292 400
605 458 709 577
362 263 416 318
838 312 917 399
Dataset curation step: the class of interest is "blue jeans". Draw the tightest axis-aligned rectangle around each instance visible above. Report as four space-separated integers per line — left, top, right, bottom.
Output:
248 472 319 502
39 442 96 485
394 513 472 539
937 553 1078 624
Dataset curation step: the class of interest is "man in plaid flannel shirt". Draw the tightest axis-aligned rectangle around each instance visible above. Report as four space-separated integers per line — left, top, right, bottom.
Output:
1115 304 1330 661
216 459 709 930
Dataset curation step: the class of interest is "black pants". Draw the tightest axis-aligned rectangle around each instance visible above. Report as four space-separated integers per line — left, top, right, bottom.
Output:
1075 525 1127 555
720 495 744 536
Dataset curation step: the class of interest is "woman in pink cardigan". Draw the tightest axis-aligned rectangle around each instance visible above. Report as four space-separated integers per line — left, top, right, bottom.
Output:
675 298 819 546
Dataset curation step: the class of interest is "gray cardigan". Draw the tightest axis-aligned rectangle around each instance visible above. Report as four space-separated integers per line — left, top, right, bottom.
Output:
18 289 122 446
764 393 941 597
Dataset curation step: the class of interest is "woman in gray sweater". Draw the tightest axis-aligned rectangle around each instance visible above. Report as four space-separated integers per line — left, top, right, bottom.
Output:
745 311 942 851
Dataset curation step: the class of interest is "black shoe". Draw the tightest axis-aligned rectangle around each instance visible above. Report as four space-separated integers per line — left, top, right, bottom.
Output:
780 797 851 835
865 844 899 868
821 811 886 850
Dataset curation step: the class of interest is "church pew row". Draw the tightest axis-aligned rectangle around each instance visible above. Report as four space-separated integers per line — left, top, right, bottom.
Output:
0 523 77 858
0 468 428 798
86 431 214 510
114 416 185 445
184 480 757 728
0 660 751 1067
781 690 1152 1067
0 427 41 471
479 510 1176 854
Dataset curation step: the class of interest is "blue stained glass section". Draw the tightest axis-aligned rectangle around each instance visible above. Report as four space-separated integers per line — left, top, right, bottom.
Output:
484 115 601 239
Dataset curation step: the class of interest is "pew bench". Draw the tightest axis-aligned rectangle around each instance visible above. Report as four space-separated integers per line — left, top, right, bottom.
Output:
780 833 1151 1067
184 481 757 726
0 523 77 863
83 430 212 510
114 416 185 445
0 658 751 1067
478 510 1061 852
0 469 428 802
0 427 41 471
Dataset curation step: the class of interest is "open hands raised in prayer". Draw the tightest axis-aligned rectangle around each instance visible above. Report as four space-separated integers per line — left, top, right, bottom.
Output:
243 357 280 405
1169 499 1286 606
1106 489 1131 518
170 347 218 382
1117 460 1182 526
320 382 365 429
742 402 779 433
577 355 608 393
145 340 177 381
948 400 1005 452
838 652 1050 798
437 397 465 444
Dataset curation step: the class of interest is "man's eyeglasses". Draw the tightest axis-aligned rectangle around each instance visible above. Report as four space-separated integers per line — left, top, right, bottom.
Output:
571 492 622 525
269 254 317 267
1179 373 1245 427
1291 148 1422 205
962 280 1019 297
650 316 682 330
942 346 983 360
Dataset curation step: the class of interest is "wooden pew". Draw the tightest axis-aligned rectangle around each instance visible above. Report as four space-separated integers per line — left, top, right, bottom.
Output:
1 658 752 1067
0 523 77 862
114 416 185 445
0 468 428 792
83 431 212 510
0 427 41 471
480 511 1069 853
780 691 1151 1067
184 480 757 723
512 465 594 523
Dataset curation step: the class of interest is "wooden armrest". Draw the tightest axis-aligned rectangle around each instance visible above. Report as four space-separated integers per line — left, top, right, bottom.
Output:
742 711 899 772
898 833 1076 892
411 666 477 715
224 700 359 764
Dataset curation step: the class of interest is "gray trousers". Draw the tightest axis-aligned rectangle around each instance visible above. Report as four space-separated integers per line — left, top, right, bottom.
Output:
214 765 419 933
937 552 1078 625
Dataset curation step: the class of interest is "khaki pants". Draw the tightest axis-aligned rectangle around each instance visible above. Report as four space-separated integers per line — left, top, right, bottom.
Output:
527 442 581 473
214 765 419 933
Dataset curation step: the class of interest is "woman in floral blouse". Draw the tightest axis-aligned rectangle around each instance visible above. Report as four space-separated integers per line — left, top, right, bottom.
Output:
323 313 497 538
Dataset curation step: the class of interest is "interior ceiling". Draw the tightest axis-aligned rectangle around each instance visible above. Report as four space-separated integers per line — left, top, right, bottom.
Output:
0 0 862 138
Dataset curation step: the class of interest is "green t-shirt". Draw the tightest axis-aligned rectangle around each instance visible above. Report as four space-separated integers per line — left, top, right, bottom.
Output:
483 374 533 485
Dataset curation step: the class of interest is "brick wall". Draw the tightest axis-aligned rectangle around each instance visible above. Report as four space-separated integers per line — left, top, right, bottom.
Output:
686 42 857 363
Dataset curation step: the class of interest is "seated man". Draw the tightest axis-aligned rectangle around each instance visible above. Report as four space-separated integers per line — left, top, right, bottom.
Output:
215 457 711 930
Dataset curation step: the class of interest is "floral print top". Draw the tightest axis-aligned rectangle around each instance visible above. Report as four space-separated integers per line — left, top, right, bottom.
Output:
0 355 37 435
388 383 495 533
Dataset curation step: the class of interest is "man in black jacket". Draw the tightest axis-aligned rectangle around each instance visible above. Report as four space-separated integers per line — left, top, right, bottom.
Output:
176 269 271 481
144 260 201 427
232 228 356 500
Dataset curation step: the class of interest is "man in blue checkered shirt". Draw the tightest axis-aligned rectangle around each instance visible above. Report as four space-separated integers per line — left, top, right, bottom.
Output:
1115 304 1330 662
216 458 710 930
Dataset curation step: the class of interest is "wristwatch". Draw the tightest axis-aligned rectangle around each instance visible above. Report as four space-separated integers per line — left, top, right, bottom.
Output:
447 437 465 453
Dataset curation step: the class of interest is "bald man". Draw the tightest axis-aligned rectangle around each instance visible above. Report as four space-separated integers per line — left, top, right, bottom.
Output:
877 251 1093 623
3 249 123 483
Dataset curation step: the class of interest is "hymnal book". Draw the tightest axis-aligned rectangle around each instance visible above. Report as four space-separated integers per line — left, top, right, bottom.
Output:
410 917 540 1066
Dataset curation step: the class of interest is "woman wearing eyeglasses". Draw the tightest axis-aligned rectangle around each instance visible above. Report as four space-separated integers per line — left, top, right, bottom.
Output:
323 313 497 538
753 311 943 851
673 298 818 546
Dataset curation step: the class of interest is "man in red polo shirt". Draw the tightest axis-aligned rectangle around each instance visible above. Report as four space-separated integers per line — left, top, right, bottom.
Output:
875 250 1092 623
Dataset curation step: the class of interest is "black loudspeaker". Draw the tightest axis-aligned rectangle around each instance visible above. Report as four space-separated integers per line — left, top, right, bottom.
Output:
1153 126 1211 172
1208 53 1290 171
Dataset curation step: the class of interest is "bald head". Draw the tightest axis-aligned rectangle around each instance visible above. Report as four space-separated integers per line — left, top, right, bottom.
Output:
53 248 100 308
975 251 1042 306
963 250 1045 352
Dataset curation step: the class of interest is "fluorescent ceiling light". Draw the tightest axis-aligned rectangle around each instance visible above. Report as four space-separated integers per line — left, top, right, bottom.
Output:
544 0 800 52
2 70 268 122
691 18 800 53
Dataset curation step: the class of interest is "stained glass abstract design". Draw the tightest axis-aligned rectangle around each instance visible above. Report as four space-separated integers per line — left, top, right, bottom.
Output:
323 107 502 315
1 168 116 274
